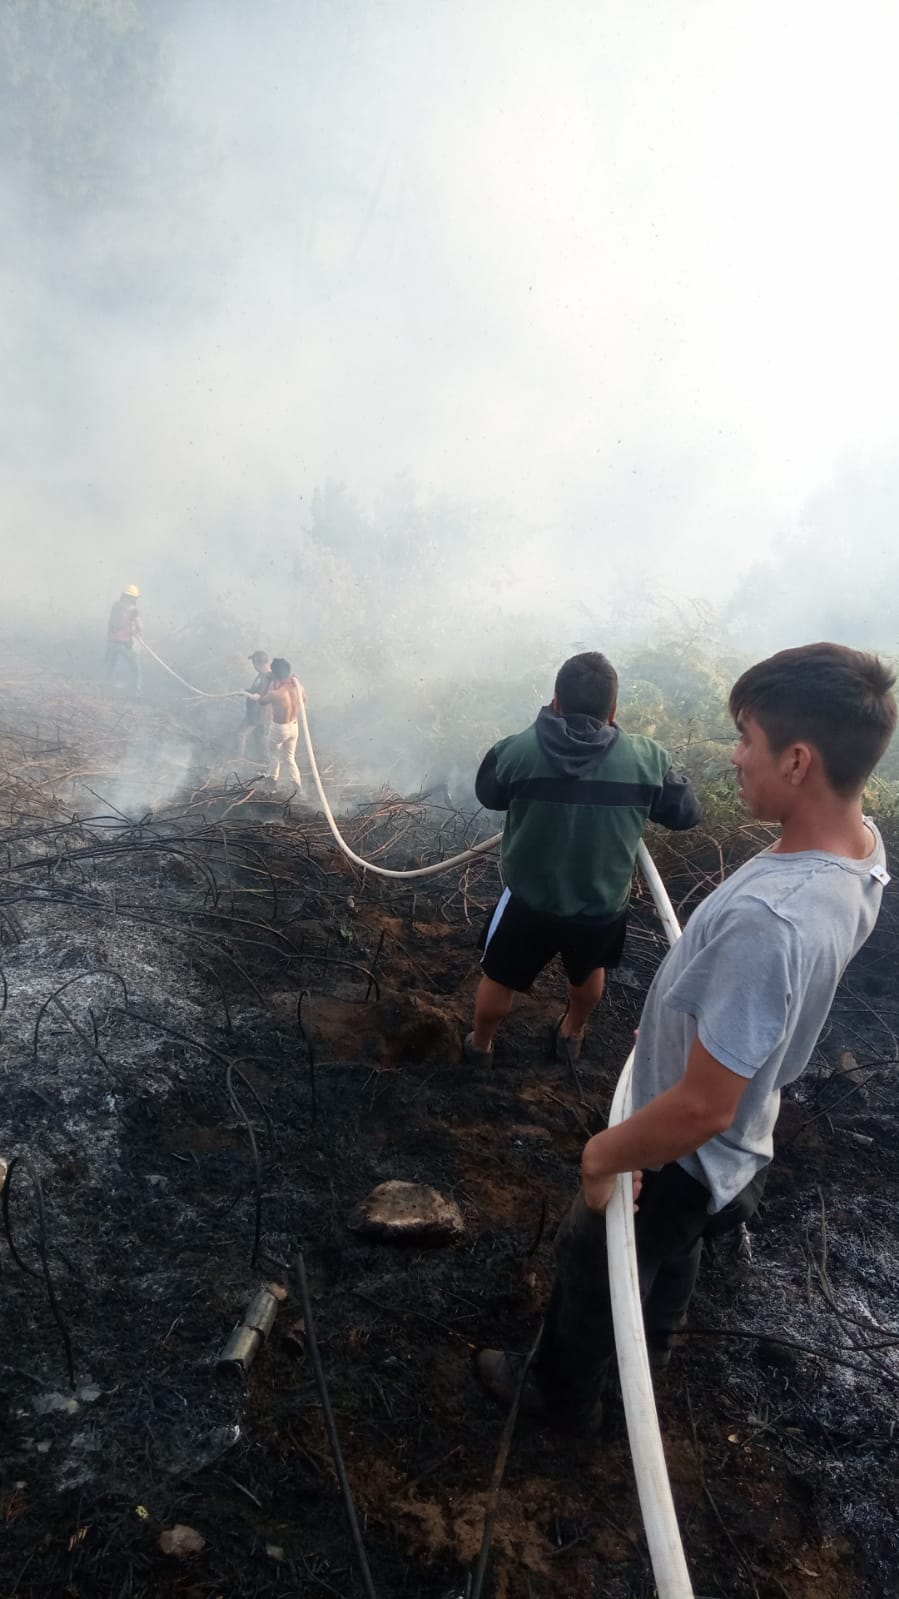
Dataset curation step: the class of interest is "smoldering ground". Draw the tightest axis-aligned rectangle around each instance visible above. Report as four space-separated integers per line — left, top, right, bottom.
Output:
1 650 899 1598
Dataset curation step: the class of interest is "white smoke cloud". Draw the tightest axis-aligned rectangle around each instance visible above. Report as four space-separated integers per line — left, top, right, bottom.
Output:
3 0 899 645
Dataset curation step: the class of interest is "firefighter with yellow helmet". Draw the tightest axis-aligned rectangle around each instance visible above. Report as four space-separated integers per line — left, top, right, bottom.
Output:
107 585 143 696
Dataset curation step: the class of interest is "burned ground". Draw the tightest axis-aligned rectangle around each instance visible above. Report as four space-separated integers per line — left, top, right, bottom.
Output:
1 674 898 1599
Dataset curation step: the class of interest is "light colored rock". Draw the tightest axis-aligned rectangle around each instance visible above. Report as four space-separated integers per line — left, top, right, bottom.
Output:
33 1393 79 1416
159 1524 206 1557
347 1180 464 1245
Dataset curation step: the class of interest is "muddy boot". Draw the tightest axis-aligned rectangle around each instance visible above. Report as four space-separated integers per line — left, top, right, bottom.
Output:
462 1031 494 1068
647 1339 673 1371
551 1014 584 1062
475 1349 603 1435
475 1349 552 1423
645 1318 688 1371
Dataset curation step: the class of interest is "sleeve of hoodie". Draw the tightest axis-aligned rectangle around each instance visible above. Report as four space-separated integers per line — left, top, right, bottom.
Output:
649 759 703 830
475 737 515 811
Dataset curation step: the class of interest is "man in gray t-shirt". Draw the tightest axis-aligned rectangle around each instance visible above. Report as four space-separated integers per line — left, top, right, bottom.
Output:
632 829 886 1213
476 642 897 1431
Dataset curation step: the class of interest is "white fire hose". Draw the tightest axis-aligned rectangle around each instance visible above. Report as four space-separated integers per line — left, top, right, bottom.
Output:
611 843 693 1598
140 637 694 1593
139 638 503 878
297 692 505 879
299 700 695 1595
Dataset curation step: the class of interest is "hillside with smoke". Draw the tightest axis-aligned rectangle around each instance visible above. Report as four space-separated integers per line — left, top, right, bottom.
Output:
4 0 899 661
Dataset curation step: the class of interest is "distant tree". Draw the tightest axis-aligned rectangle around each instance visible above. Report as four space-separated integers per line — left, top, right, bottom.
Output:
291 475 502 688
0 0 177 220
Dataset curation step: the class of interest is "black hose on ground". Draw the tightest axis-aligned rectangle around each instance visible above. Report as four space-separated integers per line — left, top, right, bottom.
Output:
225 1062 274 1268
2 1156 76 1389
293 1249 378 1599
468 1327 542 1599
297 990 317 1122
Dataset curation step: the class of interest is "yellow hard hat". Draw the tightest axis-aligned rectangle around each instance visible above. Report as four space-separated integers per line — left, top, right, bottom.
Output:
123 584 141 598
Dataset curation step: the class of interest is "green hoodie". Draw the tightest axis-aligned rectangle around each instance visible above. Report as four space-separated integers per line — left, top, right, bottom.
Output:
475 707 701 922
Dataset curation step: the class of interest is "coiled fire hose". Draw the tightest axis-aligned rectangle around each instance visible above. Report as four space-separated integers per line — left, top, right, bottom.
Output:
140 636 694 1593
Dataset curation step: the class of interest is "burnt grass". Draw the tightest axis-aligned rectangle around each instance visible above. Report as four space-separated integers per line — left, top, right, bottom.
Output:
1 680 898 1599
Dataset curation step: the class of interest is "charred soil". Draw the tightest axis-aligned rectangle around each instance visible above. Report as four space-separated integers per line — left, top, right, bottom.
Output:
1 673 898 1599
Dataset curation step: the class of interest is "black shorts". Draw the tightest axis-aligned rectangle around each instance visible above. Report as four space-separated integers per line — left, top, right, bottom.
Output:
478 890 627 993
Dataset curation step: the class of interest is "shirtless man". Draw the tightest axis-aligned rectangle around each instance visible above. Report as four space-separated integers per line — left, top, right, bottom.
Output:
247 656 303 788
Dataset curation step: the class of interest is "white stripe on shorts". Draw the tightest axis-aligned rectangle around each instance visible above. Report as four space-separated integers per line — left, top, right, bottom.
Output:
481 887 511 963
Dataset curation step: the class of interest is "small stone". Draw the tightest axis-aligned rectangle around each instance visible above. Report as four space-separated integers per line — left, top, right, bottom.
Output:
159 1524 206 1557
347 1181 464 1246
32 1393 79 1417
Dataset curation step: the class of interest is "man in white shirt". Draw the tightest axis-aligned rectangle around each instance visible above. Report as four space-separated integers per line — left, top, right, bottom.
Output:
477 642 897 1430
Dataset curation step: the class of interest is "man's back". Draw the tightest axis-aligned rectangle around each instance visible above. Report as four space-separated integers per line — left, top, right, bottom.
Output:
265 678 300 725
283 678 301 722
476 707 700 922
108 598 137 642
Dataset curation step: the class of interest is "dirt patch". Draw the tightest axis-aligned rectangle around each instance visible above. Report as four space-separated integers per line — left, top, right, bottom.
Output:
270 986 467 1066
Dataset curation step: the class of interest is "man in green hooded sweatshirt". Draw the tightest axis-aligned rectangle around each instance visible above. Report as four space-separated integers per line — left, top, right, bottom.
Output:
464 651 701 1066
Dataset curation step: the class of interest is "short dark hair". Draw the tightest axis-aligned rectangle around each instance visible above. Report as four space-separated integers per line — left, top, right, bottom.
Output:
555 652 618 720
729 643 897 795
271 657 291 679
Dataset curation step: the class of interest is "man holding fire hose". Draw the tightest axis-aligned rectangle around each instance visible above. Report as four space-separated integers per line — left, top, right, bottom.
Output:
106 584 143 696
465 650 702 1067
476 644 897 1430
246 656 305 789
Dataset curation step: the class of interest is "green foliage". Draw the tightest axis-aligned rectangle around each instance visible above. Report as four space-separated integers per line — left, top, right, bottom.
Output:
291 477 539 698
368 632 899 826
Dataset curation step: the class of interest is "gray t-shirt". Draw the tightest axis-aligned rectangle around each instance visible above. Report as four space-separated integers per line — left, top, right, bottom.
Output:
630 821 888 1212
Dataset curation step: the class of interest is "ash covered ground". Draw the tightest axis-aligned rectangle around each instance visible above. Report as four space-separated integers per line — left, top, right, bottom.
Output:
1 666 898 1599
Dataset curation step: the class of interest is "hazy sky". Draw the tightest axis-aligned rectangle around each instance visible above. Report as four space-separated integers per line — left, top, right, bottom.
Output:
4 0 899 633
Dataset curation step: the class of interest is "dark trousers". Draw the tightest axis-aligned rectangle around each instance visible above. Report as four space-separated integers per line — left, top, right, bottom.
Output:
534 1162 766 1422
245 717 269 764
107 641 141 694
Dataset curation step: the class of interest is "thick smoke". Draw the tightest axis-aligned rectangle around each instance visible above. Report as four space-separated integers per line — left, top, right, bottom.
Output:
3 0 899 696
